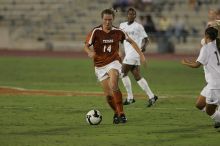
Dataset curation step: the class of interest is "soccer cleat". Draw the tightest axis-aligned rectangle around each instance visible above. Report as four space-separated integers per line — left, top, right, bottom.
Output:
147 95 158 107
214 122 220 128
113 114 120 124
123 99 135 105
119 114 127 123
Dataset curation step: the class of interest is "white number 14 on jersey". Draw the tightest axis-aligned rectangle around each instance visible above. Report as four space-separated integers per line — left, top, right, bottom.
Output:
103 45 112 53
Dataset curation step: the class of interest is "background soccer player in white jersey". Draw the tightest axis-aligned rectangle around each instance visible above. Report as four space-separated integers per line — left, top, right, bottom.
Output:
182 27 220 128
197 9 220 116
119 8 158 107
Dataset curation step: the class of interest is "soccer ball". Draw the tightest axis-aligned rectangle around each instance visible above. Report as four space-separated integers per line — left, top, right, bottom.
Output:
86 109 102 125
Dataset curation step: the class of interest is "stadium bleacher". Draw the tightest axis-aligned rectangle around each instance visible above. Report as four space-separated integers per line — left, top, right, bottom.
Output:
0 0 219 53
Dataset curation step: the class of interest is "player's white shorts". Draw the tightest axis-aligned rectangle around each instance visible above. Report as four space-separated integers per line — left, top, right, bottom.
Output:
123 57 140 65
201 86 220 105
95 60 122 81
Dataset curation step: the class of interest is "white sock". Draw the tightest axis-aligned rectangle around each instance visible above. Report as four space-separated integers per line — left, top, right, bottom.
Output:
211 111 220 122
201 107 206 112
137 78 154 99
122 76 133 100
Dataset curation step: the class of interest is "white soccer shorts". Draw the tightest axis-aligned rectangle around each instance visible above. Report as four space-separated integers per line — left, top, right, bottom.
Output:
201 86 220 105
123 57 140 65
95 60 122 81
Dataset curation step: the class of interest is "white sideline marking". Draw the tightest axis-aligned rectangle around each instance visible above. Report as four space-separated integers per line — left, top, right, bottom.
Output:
0 85 197 99
0 106 33 109
0 85 103 94
0 86 26 90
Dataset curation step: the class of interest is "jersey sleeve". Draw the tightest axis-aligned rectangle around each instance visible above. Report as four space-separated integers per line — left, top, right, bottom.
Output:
85 29 96 46
120 29 128 43
139 24 148 39
119 23 123 29
196 46 209 65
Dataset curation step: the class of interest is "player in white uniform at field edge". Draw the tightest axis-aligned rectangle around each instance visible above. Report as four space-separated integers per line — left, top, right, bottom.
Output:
197 9 220 118
182 27 220 128
119 8 158 107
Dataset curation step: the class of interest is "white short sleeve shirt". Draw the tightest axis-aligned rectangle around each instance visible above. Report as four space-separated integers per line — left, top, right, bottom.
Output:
119 21 148 59
196 40 220 89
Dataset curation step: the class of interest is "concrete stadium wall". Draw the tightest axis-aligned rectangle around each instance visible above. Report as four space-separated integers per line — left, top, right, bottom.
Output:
0 26 83 51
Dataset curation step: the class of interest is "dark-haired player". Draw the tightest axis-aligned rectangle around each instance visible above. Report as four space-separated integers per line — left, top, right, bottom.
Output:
119 8 158 107
182 27 220 128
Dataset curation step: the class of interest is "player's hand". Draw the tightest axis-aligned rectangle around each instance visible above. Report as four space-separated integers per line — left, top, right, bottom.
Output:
181 58 192 65
181 58 187 65
88 50 95 58
181 58 201 68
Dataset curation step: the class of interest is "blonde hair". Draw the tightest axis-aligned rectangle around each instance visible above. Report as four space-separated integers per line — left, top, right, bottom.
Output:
101 9 115 18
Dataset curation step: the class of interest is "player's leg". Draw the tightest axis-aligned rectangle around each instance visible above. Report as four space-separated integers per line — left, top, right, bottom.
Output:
121 64 135 105
100 78 121 124
131 65 154 98
197 86 209 112
195 95 206 112
108 68 127 123
108 68 123 115
206 89 220 128
206 104 218 116
100 78 116 113
206 104 220 128
131 66 158 107
95 64 121 124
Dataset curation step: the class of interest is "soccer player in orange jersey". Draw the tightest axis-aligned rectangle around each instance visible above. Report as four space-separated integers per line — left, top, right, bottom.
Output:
84 9 146 124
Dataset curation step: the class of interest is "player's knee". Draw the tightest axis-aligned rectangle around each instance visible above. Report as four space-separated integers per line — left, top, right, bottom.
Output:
195 103 205 110
112 87 119 92
206 108 215 116
205 105 217 116
121 72 128 78
134 76 141 81
106 95 113 102
110 84 119 92
195 99 206 110
103 90 112 97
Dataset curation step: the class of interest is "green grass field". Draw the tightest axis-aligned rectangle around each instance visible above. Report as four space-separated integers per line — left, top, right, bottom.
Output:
0 56 219 146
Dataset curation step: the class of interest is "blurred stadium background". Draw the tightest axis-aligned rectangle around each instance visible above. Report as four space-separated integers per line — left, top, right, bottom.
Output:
0 0 219 53
1 1 220 145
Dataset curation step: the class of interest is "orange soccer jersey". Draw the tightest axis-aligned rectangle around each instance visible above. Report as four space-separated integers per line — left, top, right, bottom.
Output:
85 25 127 67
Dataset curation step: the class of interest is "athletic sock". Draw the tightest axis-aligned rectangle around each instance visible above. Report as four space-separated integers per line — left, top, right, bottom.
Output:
201 107 206 112
106 96 117 114
137 78 154 99
211 111 220 122
112 90 124 116
122 76 133 100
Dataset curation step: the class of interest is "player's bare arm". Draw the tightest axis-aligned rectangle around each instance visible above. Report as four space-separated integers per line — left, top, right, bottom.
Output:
141 37 149 52
126 36 146 64
181 58 201 68
84 44 95 58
